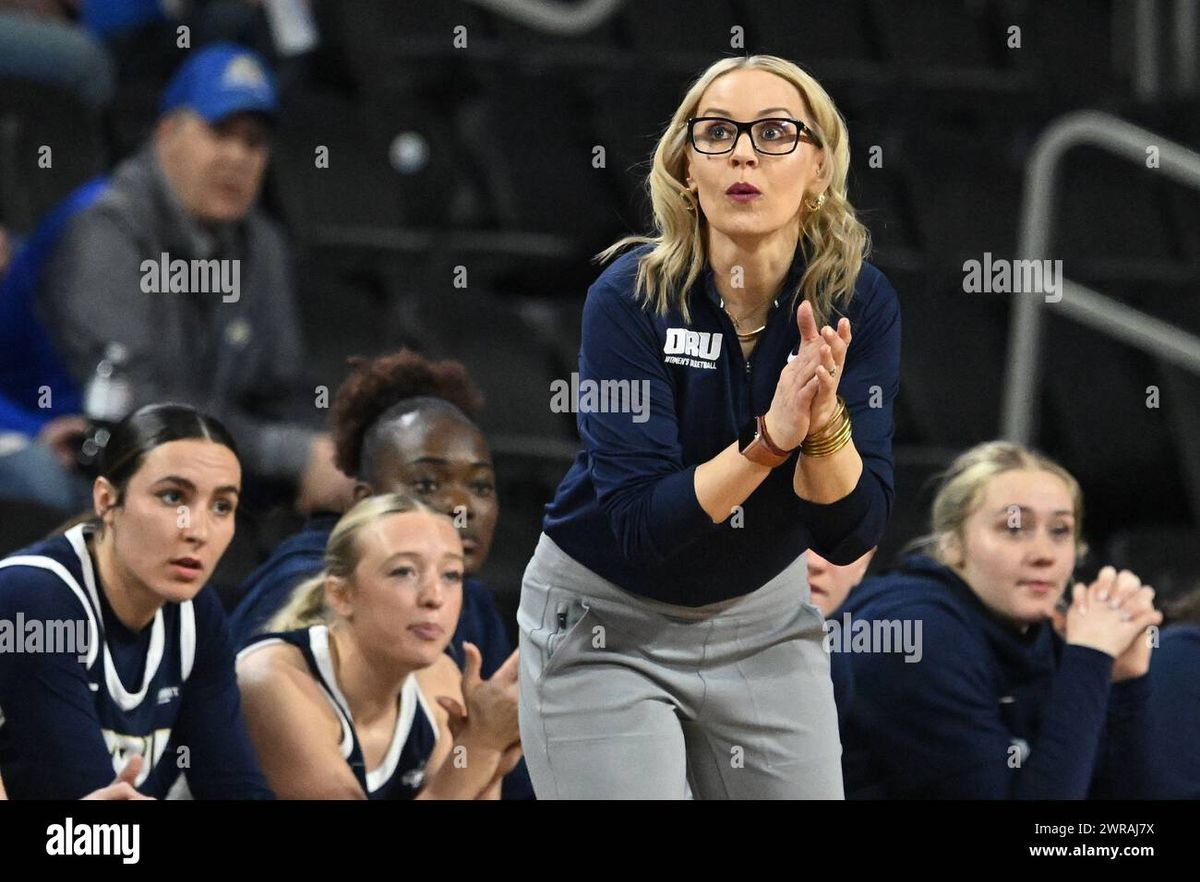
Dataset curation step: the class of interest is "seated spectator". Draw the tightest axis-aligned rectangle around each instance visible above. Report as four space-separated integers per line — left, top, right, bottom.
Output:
0 403 272 798
0 177 109 512
236 493 522 799
35 41 352 514
839 441 1162 799
1145 587 1200 798
228 349 534 799
806 548 874 735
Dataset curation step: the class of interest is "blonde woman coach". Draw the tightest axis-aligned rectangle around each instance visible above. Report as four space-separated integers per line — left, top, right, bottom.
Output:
519 55 901 799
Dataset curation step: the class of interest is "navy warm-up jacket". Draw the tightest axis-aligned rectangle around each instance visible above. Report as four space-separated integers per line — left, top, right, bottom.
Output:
0 525 272 799
839 555 1152 799
1145 623 1200 798
543 243 901 606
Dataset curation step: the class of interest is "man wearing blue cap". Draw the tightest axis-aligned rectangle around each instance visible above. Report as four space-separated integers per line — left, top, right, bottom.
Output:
35 42 353 513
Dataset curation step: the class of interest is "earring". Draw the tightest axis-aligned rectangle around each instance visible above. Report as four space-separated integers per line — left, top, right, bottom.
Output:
683 184 699 212
806 191 827 211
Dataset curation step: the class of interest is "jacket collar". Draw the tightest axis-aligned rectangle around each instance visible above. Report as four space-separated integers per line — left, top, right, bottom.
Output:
700 244 808 309
899 554 1057 672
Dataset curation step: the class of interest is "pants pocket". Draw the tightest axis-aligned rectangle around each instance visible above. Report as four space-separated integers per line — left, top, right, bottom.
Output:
540 593 595 684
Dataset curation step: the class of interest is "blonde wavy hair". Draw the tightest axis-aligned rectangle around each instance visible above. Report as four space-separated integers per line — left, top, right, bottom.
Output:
598 54 869 327
906 441 1088 564
267 492 443 633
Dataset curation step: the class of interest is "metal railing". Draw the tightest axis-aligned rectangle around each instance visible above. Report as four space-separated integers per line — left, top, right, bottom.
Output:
1000 110 1200 443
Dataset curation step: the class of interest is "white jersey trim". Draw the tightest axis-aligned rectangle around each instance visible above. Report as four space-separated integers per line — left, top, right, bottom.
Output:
365 674 419 793
0 550 100 670
235 636 286 665
308 625 356 761
65 524 167 712
179 601 196 682
308 624 433 791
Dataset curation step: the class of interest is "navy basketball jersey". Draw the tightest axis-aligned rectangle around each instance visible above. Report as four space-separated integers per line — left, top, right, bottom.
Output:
0 524 195 793
239 625 439 799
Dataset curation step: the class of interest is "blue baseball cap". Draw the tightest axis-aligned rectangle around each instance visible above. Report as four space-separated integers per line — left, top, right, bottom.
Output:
160 43 279 125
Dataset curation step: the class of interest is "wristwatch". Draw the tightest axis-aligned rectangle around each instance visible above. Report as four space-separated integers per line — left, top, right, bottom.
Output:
738 414 792 468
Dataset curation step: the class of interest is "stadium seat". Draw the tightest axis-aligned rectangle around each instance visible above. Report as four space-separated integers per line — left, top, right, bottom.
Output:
317 0 498 92
1105 525 1200 603
0 497 73 558
625 0 747 71
1040 314 1189 541
0 79 106 235
270 86 481 241
1004 0 1122 101
462 68 628 256
743 0 878 69
487 3 627 66
890 267 1011 448
873 445 958 570
870 0 994 74
1055 147 1177 267
413 285 580 444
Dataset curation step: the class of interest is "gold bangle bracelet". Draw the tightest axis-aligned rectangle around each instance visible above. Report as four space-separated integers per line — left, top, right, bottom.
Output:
800 416 853 457
802 413 848 449
804 395 848 444
801 430 852 458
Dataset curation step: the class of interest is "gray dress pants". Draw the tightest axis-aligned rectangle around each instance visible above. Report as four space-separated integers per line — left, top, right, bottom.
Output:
517 533 844 799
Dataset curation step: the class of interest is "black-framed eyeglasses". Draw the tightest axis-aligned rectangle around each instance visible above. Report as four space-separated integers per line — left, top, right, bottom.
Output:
686 116 822 155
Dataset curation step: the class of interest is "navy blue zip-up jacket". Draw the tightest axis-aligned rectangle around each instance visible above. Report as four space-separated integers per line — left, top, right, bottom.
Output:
0 525 272 799
839 555 1152 799
1145 623 1200 798
543 244 900 606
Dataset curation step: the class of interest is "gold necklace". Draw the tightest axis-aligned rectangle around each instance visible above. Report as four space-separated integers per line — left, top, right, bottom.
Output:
720 297 771 341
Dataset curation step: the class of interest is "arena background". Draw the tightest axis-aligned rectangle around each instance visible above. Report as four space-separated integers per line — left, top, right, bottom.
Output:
1 0 1198 642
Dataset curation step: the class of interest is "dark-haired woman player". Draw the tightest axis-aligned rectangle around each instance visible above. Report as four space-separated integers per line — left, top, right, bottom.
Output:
231 349 507 668
0 403 272 798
